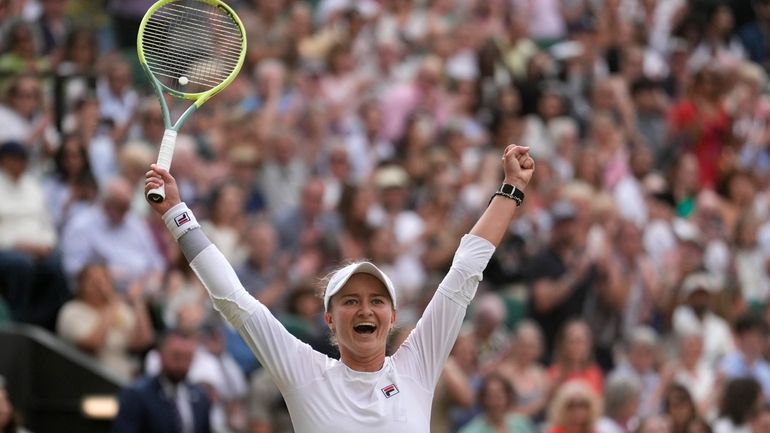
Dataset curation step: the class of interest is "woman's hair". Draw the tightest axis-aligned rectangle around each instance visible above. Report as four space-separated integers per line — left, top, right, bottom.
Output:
663 382 696 413
478 373 516 410
552 319 593 368
547 380 602 429
53 134 95 182
719 378 761 425
603 375 641 420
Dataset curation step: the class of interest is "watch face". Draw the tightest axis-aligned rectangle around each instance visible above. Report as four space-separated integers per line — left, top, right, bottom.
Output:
501 184 515 195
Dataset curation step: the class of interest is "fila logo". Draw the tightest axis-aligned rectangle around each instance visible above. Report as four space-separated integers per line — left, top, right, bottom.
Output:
381 384 399 398
174 212 191 227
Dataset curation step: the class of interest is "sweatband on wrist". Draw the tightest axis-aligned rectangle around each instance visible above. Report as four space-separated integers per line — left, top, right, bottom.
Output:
162 202 200 241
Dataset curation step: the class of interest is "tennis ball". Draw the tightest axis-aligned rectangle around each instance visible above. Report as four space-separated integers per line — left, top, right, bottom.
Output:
178 76 189 85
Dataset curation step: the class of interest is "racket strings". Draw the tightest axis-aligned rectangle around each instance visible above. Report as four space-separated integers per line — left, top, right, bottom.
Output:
141 0 243 91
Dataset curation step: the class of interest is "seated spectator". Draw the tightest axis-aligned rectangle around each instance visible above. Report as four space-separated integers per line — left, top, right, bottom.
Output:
751 404 770 433
545 381 602 433
662 383 698 433
719 315 770 401
672 272 734 366
458 373 535 433
60 176 164 294
597 375 642 433
663 329 717 416
608 327 661 418
113 329 211 433
713 378 762 433
200 182 248 264
0 140 68 330
234 218 288 310
43 134 98 231
188 322 248 433
547 319 604 395
248 367 292 433
56 263 153 380
494 320 549 419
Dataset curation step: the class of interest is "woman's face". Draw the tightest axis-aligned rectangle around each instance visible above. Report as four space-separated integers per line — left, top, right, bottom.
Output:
60 139 86 175
79 266 113 307
564 396 592 427
666 390 694 425
325 274 396 365
482 379 510 415
515 326 542 364
564 323 591 363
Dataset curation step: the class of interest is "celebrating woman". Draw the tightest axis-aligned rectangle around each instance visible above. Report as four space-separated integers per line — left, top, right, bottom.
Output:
143 144 534 433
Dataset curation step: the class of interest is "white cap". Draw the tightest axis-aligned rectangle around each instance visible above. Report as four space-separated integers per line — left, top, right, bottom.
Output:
323 262 397 312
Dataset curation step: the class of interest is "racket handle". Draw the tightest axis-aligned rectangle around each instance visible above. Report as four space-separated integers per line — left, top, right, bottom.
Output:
146 129 178 203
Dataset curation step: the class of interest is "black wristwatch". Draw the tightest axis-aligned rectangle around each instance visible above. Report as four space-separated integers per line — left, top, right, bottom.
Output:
490 183 525 206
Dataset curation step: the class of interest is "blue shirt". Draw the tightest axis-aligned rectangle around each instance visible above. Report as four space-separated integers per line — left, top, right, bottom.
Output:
720 351 770 400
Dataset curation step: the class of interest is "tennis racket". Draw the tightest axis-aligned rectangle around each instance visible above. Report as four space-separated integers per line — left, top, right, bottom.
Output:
137 0 247 202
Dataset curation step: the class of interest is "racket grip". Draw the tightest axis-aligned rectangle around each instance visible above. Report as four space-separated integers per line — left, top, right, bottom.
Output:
147 129 178 203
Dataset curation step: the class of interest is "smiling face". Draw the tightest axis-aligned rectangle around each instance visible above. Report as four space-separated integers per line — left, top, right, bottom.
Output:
325 273 396 371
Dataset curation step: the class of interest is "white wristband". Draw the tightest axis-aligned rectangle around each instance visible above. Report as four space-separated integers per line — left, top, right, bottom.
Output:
162 202 200 241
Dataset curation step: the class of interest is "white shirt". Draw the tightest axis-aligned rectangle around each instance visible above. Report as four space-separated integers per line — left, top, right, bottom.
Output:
189 234 494 433
673 307 734 367
0 170 56 249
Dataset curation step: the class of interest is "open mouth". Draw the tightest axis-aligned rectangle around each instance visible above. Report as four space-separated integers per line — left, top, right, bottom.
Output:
354 323 377 334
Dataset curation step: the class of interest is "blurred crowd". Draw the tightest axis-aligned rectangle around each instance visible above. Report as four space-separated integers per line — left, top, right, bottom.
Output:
2 0 770 432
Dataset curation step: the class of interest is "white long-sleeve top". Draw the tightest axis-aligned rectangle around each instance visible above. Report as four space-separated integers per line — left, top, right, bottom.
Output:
183 224 494 433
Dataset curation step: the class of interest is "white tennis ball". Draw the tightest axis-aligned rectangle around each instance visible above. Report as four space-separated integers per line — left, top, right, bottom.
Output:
178 76 189 85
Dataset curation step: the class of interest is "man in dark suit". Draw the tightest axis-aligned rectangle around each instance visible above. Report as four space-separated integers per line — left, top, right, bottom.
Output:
113 329 211 433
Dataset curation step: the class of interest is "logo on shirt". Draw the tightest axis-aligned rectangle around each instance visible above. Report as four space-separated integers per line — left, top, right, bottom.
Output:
381 384 399 398
174 212 191 227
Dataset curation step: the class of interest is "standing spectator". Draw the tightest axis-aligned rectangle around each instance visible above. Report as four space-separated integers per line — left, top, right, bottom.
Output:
545 381 602 433
458 373 536 433
56 263 154 380
112 329 211 433
60 176 164 293
526 201 597 361
0 140 67 329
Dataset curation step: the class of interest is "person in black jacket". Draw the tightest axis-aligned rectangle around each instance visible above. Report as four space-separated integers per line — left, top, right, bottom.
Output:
112 329 210 433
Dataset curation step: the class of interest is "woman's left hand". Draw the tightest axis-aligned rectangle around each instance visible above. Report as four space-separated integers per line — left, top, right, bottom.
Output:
502 144 535 190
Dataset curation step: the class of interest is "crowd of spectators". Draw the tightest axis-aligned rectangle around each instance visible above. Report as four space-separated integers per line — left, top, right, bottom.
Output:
2 0 770 432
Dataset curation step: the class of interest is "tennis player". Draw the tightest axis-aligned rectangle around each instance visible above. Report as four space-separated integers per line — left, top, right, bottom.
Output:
144 144 534 433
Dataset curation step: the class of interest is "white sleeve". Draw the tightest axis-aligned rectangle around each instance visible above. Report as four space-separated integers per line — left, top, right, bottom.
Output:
392 234 495 389
189 245 328 390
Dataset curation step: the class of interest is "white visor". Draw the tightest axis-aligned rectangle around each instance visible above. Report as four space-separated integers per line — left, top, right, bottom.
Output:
323 262 397 312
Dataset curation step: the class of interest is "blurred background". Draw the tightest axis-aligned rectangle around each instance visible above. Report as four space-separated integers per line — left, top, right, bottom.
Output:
1 0 770 432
